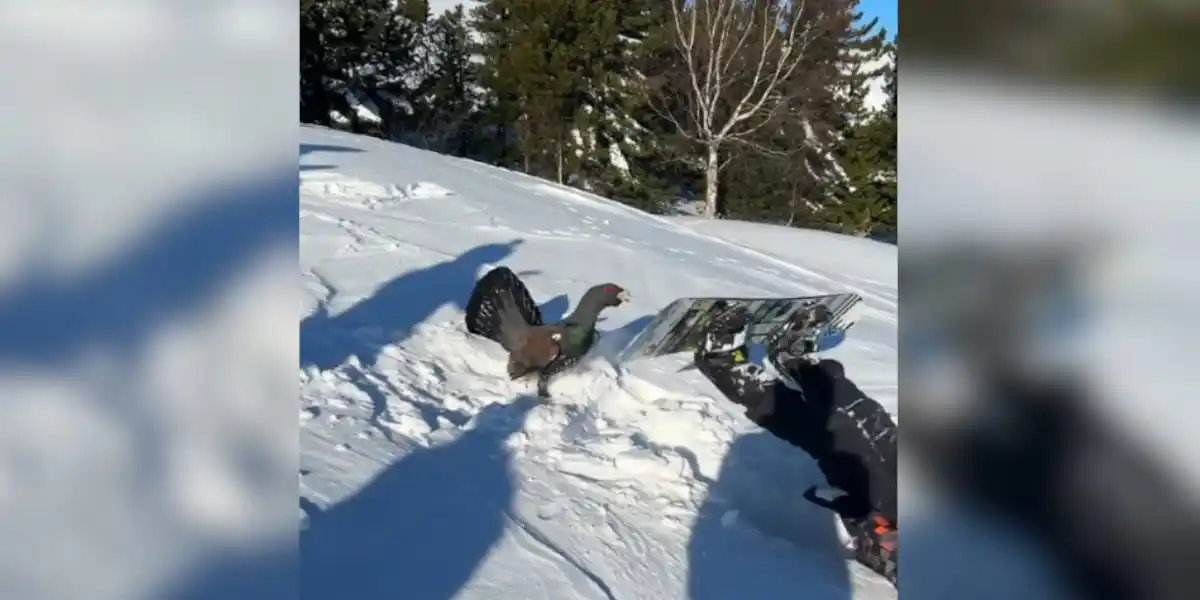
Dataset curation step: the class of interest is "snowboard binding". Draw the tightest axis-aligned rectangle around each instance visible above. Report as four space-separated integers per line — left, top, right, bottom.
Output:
700 302 844 368
772 304 828 351
766 305 834 366
696 302 753 367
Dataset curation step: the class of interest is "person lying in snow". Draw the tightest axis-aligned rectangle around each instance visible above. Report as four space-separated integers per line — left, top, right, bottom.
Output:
693 303 899 584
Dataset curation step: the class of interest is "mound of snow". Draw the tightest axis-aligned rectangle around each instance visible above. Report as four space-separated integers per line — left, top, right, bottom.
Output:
402 181 454 200
299 124 897 599
298 171 453 208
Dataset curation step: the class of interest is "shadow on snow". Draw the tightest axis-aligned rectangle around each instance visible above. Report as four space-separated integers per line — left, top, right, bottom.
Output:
0 165 298 600
687 429 854 600
298 396 541 599
686 358 881 600
300 240 570 370
0 168 295 368
300 142 364 172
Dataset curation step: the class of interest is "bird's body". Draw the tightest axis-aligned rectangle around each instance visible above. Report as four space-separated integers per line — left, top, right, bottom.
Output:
465 267 628 397
505 324 564 378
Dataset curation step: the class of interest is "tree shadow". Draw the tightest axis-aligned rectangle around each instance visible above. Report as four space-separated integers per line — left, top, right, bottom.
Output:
300 142 363 172
0 168 295 368
299 395 541 599
300 240 527 370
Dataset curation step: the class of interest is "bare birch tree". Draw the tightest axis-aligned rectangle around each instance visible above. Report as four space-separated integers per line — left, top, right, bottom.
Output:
657 0 824 218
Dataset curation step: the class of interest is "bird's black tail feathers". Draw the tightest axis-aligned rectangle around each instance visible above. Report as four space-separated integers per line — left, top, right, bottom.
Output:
465 266 544 345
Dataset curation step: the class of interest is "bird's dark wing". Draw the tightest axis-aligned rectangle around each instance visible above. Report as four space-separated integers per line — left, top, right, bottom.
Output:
494 292 535 352
465 267 543 350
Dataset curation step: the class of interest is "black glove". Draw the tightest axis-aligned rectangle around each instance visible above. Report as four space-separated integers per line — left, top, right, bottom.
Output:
802 485 872 521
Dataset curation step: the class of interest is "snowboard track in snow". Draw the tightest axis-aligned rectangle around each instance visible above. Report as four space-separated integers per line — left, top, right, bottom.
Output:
496 493 620 600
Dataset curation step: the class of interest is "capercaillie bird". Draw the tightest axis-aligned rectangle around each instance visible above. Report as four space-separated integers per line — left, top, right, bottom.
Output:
465 266 629 397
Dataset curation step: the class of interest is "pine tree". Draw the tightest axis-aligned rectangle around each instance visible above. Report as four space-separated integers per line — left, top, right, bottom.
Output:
883 38 898 123
560 0 674 210
405 5 480 155
471 0 667 198
472 0 575 171
870 40 897 236
299 0 432 138
819 10 894 235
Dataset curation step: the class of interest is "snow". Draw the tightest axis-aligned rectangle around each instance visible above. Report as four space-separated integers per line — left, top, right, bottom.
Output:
299 124 898 599
341 91 382 126
428 0 480 17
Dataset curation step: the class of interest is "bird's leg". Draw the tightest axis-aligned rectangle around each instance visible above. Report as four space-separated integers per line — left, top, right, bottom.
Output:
536 373 551 398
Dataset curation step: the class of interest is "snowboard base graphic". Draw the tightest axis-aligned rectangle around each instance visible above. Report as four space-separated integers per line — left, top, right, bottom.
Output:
619 293 864 362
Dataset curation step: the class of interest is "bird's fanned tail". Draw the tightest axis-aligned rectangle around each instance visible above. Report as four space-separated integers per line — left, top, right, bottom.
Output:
465 266 544 350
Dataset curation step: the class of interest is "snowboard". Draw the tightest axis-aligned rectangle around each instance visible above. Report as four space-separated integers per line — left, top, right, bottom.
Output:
619 293 864 362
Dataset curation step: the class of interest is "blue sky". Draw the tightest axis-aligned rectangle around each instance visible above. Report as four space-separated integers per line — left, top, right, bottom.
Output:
859 0 897 39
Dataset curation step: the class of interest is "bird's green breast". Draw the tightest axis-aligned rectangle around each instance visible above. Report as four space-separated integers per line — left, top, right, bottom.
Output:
562 325 595 353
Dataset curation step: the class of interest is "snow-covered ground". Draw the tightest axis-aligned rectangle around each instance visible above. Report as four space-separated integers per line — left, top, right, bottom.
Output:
299 125 898 599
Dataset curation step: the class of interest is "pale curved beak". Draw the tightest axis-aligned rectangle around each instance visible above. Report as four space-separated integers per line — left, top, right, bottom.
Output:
617 290 631 304
550 332 562 341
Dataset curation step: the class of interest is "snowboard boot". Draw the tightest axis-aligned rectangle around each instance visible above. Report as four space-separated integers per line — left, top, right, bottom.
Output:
693 304 774 406
764 305 828 382
845 512 898 585
697 303 752 367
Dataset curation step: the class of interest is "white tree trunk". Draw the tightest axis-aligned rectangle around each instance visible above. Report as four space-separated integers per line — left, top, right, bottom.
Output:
659 0 822 221
556 141 564 184
704 143 720 219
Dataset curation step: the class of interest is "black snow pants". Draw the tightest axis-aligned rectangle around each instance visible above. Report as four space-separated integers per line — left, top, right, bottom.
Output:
695 348 899 582
695 351 897 521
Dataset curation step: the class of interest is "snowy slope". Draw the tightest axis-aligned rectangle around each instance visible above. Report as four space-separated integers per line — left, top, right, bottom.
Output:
299 125 898 599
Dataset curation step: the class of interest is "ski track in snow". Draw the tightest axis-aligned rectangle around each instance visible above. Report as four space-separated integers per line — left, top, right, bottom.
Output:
299 127 898 599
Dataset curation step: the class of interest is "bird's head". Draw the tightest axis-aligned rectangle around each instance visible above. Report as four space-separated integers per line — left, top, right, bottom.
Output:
597 283 630 307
